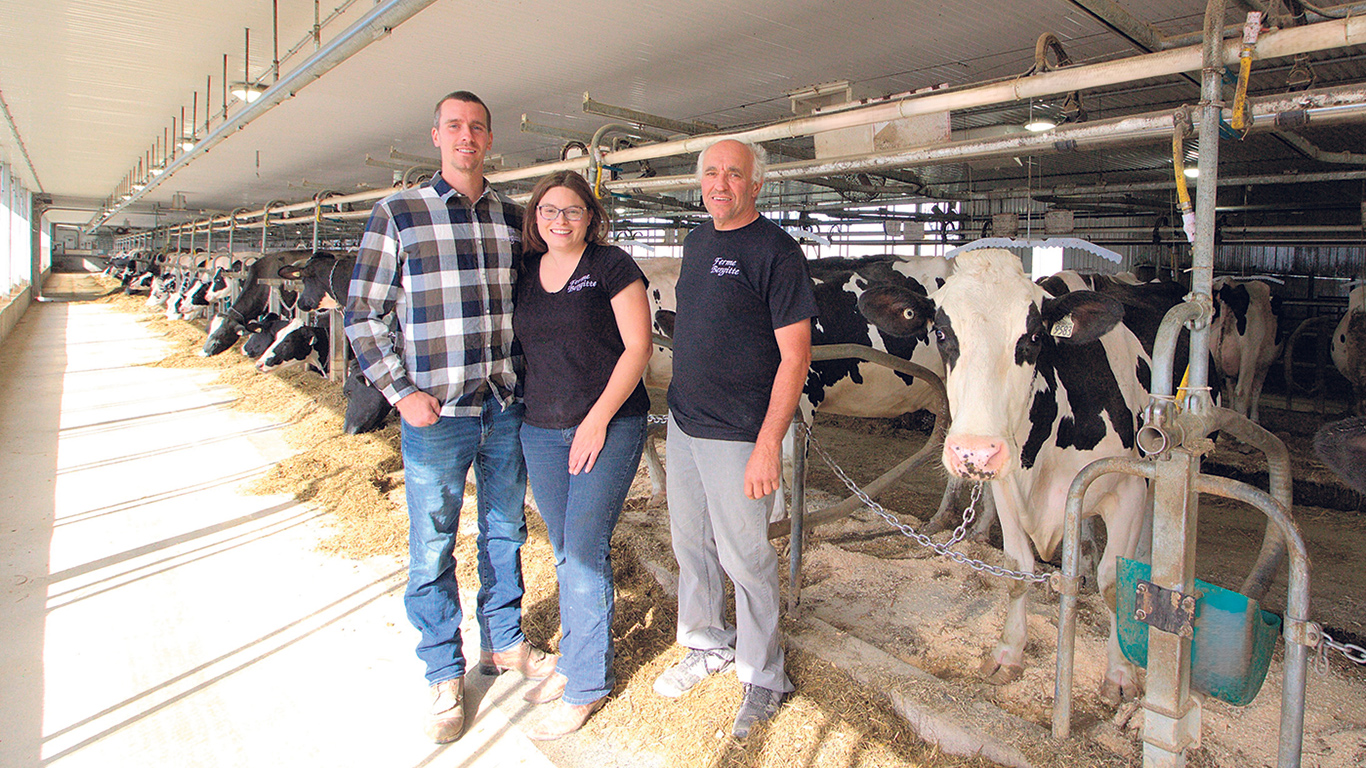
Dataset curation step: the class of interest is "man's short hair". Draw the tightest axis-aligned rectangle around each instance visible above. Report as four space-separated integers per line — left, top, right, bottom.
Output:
694 139 768 185
432 91 492 131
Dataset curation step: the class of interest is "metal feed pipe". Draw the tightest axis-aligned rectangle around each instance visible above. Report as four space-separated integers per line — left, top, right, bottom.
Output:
88 0 439 230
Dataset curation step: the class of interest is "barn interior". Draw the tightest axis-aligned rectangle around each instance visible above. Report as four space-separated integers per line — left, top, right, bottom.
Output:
2 2 1366 768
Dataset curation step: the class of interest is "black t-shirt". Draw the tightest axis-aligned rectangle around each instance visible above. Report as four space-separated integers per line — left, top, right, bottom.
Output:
667 217 818 442
514 242 651 429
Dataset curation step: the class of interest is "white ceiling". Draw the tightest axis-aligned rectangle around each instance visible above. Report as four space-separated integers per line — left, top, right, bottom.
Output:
1 0 1360 230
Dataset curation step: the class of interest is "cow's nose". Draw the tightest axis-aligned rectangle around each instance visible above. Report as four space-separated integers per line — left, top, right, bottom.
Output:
945 436 1006 479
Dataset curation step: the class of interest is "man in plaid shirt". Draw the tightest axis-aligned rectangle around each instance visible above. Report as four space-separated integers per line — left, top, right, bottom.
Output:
345 91 556 744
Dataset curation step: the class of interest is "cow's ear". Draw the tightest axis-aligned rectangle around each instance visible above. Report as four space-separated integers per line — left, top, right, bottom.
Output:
654 309 676 339
1041 290 1123 345
858 285 934 338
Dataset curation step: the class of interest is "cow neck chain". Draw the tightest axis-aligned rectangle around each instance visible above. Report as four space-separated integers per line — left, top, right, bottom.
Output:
797 421 1052 585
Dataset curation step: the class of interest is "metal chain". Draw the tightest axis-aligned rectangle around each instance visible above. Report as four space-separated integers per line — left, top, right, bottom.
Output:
798 423 1050 585
1317 631 1366 673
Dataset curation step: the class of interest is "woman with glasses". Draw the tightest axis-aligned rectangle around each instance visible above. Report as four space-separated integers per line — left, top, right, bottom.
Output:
512 170 652 739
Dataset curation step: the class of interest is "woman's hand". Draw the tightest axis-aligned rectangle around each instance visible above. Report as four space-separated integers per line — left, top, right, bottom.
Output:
569 413 609 474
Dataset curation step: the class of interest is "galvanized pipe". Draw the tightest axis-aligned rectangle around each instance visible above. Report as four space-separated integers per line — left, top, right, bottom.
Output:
1053 456 1157 739
788 420 808 614
1193 474 1311 768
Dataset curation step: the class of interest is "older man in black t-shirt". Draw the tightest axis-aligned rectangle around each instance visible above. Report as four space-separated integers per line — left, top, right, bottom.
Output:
653 139 817 739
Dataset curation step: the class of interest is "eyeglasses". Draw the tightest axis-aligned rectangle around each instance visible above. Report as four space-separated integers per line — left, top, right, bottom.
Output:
536 204 587 222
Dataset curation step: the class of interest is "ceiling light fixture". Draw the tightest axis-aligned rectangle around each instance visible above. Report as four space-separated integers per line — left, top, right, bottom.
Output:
1024 100 1057 133
180 136 196 151
231 82 267 103
1184 166 1200 178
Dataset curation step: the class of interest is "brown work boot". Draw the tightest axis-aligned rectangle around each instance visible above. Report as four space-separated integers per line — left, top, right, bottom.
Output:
424 677 465 744
525 697 607 741
479 641 558 680
523 670 567 704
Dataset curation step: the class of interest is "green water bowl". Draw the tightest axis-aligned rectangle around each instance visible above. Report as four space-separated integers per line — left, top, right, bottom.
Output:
1115 556 1282 706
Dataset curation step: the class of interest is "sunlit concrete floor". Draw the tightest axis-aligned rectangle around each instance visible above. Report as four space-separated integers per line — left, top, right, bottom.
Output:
0 275 562 768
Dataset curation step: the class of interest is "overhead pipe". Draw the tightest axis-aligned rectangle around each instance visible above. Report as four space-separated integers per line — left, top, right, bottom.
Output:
88 0 439 231
603 84 1366 196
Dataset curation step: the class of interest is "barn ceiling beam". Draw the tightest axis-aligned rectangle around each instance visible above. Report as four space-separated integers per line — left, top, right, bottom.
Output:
1065 0 1165 53
87 0 440 233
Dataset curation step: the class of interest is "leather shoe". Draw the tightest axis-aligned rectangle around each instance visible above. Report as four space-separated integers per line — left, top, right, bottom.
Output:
524 670 567 704
525 697 606 741
424 678 465 743
479 641 558 680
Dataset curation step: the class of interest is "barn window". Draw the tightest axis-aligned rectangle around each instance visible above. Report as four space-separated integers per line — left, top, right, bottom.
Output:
1032 246 1064 281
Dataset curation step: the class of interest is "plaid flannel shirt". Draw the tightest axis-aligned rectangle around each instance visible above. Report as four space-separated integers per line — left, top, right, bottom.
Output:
344 173 523 417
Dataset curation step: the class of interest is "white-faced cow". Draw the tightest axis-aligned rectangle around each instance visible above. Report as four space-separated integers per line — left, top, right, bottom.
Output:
1331 285 1366 415
201 250 308 356
1209 277 1281 422
858 248 1149 704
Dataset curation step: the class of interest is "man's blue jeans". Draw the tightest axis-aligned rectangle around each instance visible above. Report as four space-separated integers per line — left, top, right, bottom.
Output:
520 414 645 705
400 397 529 685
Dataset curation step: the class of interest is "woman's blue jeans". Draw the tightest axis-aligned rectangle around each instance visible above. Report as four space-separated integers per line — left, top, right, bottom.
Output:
401 398 529 685
520 414 646 704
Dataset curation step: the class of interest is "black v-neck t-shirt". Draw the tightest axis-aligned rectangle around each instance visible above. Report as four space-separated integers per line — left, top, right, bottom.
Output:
514 243 650 429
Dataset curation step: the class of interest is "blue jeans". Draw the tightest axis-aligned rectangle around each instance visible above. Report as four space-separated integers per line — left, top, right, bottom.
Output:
520 414 646 704
401 397 529 685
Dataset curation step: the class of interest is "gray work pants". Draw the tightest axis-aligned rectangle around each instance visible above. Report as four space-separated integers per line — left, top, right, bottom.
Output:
665 415 793 693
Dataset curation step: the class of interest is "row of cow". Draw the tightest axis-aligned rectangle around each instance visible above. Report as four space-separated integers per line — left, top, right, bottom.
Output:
107 248 392 434
109 244 1340 712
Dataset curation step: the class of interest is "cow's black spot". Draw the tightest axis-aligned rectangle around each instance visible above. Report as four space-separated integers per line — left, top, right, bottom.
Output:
1218 283 1252 336
1015 304 1043 366
1052 338 1135 451
932 309 959 369
1021 364 1058 470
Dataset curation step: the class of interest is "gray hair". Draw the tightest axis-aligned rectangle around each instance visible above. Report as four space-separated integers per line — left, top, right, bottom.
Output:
695 139 768 185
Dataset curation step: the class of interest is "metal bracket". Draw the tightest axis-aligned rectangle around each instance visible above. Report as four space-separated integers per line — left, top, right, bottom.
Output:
1285 618 1322 649
1050 571 1081 596
1134 580 1196 639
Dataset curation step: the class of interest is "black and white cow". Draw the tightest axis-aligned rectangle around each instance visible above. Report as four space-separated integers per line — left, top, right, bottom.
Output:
255 317 328 376
638 254 955 520
201 250 308 356
858 248 1149 703
1331 285 1366 415
1209 277 1281 422
276 251 356 312
342 357 393 434
241 313 291 360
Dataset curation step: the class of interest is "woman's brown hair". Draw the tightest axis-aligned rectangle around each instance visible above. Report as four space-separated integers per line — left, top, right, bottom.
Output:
521 171 609 255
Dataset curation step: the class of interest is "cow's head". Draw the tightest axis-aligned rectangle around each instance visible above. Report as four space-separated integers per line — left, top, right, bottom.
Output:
859 249 1122 480
279 252 340 312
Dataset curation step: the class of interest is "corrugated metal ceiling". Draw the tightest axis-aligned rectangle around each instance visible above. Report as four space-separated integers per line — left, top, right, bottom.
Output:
0 0 1363 228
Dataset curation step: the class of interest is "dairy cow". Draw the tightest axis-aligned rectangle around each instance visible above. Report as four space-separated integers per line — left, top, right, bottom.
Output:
277 251 356 312
342 358 393 434
1331 285 1366 415
255 317 328 375
201 250 308 356
1208 277 1281 421
859 248 1149 703
638 254 956 520
241 313 290 360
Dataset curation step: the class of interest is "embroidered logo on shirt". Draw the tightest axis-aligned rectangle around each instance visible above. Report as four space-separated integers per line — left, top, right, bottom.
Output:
566 274 598 293
710 258 741 277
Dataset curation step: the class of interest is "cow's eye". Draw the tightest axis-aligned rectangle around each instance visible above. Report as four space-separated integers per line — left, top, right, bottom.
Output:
934 327 945 342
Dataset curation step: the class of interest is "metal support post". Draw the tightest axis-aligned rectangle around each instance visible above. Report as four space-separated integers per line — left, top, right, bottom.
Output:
787 419 808 614
1143 449 1204 767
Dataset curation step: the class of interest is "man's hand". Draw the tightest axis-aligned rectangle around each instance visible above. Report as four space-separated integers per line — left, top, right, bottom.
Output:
744 437 783 500
395 391 441 427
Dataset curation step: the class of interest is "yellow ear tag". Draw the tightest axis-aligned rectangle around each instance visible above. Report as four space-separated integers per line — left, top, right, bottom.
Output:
1050 314 1075 339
